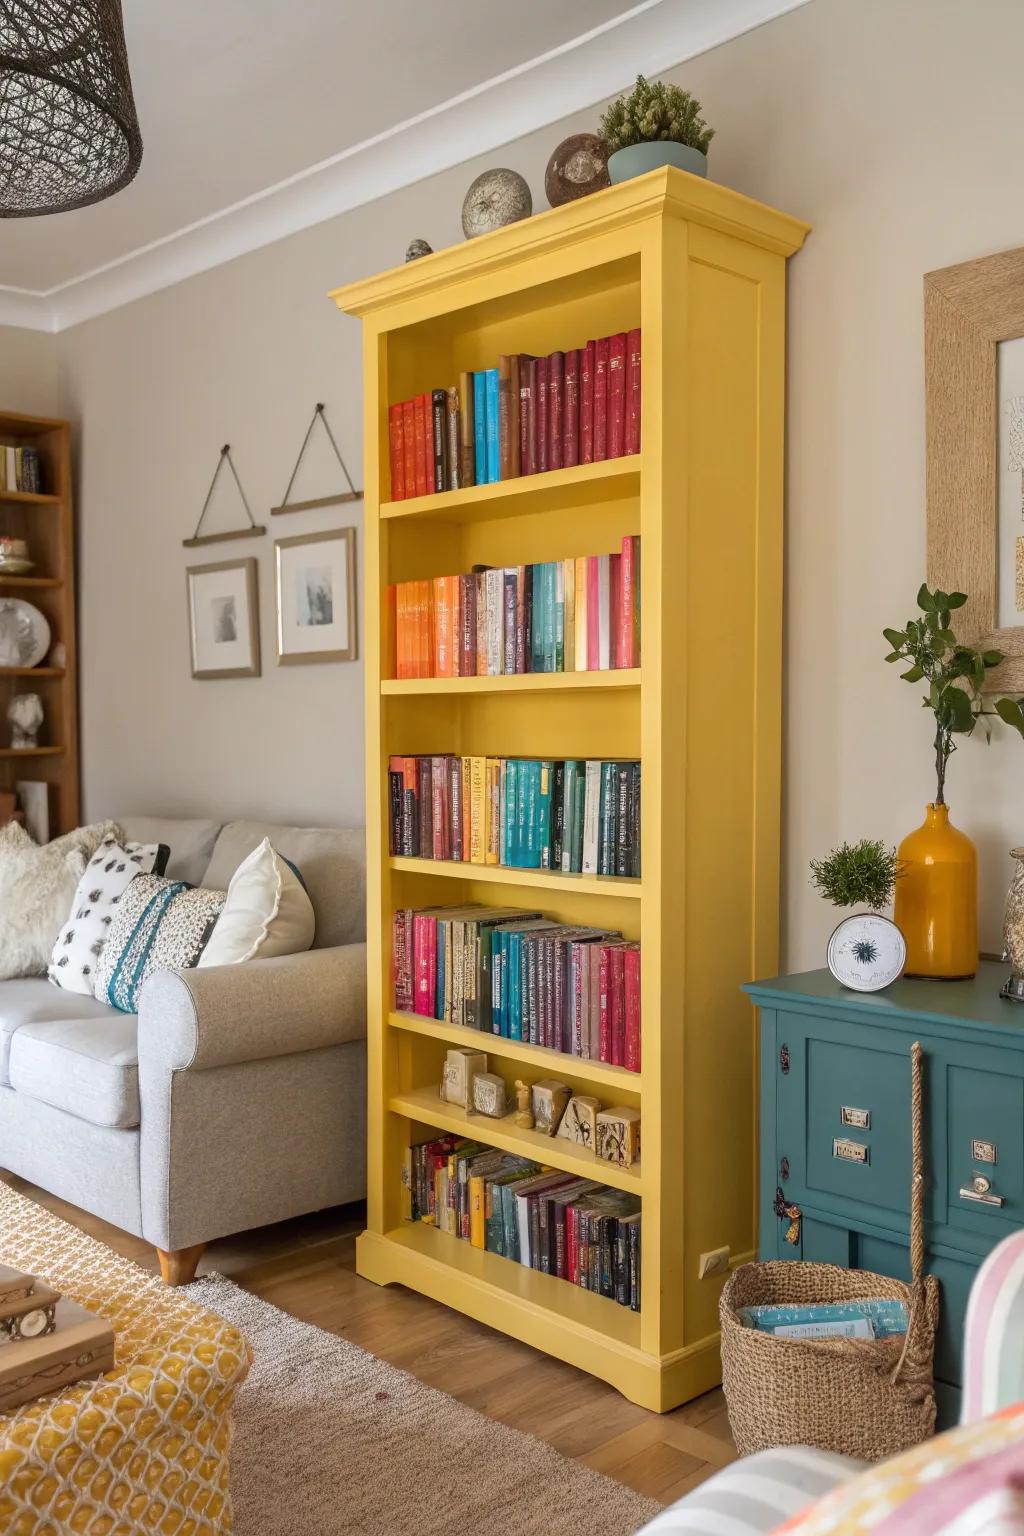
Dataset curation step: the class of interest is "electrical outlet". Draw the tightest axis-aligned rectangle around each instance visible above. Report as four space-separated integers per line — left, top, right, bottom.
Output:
698 1246 730 1279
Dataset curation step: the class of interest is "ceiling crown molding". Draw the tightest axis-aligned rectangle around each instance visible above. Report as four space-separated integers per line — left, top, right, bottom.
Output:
0 0 810 334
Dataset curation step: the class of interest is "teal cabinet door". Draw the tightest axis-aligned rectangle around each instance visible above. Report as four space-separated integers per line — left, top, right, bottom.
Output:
943 1055 1024 1242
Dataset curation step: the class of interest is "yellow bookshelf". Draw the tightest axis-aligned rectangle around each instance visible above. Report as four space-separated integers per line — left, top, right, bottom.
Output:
331 167 808 1412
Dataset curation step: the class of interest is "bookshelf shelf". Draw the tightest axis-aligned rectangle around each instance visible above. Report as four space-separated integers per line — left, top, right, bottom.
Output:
391 1085 644 1193
388 1010 639 1091
389 855 642 898
0 666 65 678
0 490 60 506
381 669 640 697
333 165 808 1412
380 456 639 524
0 746 65 759
0 576 62 590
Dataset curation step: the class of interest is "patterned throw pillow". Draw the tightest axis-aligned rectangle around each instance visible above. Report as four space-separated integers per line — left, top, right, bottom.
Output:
93 873 226 1014
48 836 170 995
774 1402 1024 1534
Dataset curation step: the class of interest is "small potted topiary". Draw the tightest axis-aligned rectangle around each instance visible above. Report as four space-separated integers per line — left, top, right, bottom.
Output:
810 840 907 992
599 75 714 184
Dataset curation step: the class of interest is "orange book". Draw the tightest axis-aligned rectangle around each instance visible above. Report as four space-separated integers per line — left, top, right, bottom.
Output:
385 584 397 679
396 583 407 679
434 576 452 676
461 756 473 865
476 571 488 677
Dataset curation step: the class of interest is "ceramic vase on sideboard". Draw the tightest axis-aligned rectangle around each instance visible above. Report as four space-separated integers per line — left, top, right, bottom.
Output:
894 803 978 979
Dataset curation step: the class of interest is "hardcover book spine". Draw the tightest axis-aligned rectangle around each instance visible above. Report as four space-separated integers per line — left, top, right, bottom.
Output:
619 536 637 669
515 566 527 674
608 552 621 669
575 556 588 671
629 762 641 877
459 370 476 487
413 393 428 496
445 386 460 490
503 569 517 675
431 756 448 859
625 327 641 455
424 395 435 494
485 369 500 483
470 757 486 865
449 755 463 862
432 389 447 493
598 945 611 1062
403 399 417 498
593 338 610 461
413 915 433 1016
535 356 549 474
551 761 565 871
434 576 450 677
598 761 615 875
510 354 521 478
563 348 580 468
548 351 564 472
607 332 627 459
459 574 476 676
476 571 488 677
401 756 418 856
563 557 575 674
582 759 601 874
587 557 600 671
417 757 433 859
615 763 631 876
393 908 413 1011
561 761 577 873
486 569 503 675
498 355 513 481
388 403 405 500
610 943 626 1066
580 340 595 463
536 761 553 869
473 373 488 484
388 767 402 855
629 1219 641 1311
624 944 641 1072
520 357 534 475
597 554 611 670
462 758 473 872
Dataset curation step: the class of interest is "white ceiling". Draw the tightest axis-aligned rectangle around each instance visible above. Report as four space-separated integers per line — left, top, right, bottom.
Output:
0 0 810 331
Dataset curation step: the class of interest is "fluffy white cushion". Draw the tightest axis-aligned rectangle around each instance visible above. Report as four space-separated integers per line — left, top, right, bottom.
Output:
199 837 315 967
48 835 170 995
0 821 120 981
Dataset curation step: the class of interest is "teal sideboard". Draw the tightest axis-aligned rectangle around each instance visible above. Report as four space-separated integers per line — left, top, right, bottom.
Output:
746 962 1024 1425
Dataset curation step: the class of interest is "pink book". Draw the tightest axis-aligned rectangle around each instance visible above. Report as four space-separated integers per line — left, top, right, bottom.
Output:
580 341 595 464
548 351 564 472
624 327 641 455
413 914 435 1016
624 944 641 1072
607 332 627 459
609 943 626 1066
593 337 610 461
619 536 638 669
536 355 549 474
586 556 600 672
588 943 603 1060
563 348 580 468
598 944 612 1063
608 553 621 670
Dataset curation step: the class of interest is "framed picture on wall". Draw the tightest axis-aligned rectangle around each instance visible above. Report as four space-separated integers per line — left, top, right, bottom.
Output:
186 557 260 680
274 527 357 665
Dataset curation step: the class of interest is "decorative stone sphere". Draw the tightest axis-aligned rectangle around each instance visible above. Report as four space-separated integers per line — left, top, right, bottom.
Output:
545 133 610 207
461 168 532 240
405 238 433 262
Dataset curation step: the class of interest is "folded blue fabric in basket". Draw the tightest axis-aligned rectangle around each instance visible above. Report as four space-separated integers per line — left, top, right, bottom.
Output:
736 1298 909 1339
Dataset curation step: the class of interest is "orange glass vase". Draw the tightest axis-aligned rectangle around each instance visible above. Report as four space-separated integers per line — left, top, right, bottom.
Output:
894 803 977 979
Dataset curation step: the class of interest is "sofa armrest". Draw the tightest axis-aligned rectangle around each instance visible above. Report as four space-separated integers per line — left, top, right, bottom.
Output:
138 943 367 1072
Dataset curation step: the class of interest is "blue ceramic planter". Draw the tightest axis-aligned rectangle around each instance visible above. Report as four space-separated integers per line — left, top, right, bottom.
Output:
607 143 708 183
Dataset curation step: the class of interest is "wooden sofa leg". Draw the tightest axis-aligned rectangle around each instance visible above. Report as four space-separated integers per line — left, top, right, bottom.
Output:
156 1243 206 1286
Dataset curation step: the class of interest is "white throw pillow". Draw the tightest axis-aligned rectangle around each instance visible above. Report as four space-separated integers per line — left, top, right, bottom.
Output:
0 820 120 981
198 837 315 967
48 835 170 995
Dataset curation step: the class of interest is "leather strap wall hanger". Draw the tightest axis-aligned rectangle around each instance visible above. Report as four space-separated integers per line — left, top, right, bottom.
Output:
271 403 362 515
182 445 266 548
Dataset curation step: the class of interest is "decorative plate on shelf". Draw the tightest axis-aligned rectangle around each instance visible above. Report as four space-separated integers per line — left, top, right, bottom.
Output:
0 559 35 576
827 914 907 993
0 600 50 669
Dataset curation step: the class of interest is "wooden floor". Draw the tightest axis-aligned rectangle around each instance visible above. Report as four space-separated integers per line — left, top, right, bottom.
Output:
4 1175 736 1506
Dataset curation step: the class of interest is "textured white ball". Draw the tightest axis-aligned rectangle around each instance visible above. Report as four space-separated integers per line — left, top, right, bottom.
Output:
461 168 532 240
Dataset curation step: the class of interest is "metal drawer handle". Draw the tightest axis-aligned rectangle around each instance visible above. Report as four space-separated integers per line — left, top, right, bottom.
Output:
960 1174 1004 1208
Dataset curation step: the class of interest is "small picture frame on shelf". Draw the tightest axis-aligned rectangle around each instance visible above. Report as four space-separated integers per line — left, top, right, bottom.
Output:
275 527 357 665
186 557 260 680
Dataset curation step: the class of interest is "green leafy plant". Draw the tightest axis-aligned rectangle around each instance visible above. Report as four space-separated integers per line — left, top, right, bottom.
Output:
883 584 1002 805
994 695 1024 742
810 840 902 910
599 76 714 155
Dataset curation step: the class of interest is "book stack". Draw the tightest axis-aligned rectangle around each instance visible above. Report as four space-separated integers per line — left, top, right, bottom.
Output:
393 903 641 1071
0 445 42 494
387 330 641 500
388 756 641 876
406 1136 642 1308
393 538 639 678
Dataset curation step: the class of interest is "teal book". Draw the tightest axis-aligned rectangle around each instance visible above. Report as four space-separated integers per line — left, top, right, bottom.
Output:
570 759 586 872
546 562 558 671
598 762 617 875
554 561 565 672
561 760 578 873
435 930 446 1019
537 760 554 869
530 566 545 673
521 761 542 869
485 369 500 482
503 758 518 865
514 759 530 867
474 373 488 483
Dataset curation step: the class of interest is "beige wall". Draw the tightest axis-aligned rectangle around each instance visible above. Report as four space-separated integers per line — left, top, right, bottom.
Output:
30 0 1024 962
1 327 60 418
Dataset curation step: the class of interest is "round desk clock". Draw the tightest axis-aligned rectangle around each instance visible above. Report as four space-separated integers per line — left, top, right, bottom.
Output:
826 914 907 993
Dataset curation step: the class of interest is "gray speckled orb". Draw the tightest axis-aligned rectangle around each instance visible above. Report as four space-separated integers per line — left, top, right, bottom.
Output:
461 168 532 240
405 238 432 262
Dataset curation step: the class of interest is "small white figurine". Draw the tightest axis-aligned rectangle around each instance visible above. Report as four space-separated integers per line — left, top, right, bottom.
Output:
8 693 43 750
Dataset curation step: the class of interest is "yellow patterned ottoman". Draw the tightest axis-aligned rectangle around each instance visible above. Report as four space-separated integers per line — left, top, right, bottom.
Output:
0 1181 250 1536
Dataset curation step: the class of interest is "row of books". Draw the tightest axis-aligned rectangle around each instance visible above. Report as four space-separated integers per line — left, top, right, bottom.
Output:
406 1136 642 1308
387 330 641 500
393 903 642 1070
0 445 41 494
391 538 640 679
389 757 641 877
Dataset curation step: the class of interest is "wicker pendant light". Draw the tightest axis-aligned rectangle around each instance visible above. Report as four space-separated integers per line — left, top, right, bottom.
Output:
0 0 142 217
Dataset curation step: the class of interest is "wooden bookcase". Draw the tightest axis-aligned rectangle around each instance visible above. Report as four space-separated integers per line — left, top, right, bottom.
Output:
0 412 78 835
332 168 807 1411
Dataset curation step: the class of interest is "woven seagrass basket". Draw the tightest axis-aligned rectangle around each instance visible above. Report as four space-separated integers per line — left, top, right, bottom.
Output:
720 1041 939 1462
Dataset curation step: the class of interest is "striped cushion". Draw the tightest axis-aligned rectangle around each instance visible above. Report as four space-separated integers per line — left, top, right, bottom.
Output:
962 1230 1024 1422
773 1403 1024 1534
636 1447 862 1535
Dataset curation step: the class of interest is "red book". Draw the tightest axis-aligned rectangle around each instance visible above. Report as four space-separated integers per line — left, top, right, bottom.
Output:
609 553 621 669
619 536 638 669
580 340 595 463
524 358 538 475
563 349 580 467
388 404 406 500
536 355 549 474
423 394 435 495
449 756 463 862
459 573 476 676
609 943 626 1066
413 395 428 497
402 399 416 497
624 944 641 1072
607 332 626 459
598 944 612 1063
624 327 641 455
519 356 533 475
393 909 414 1011
413 914 436 1017
586 556 600 672
547 351 564 472
593 337 610 461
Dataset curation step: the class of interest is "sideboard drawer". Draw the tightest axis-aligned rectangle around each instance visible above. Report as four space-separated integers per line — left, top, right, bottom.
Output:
943 1059 1024 1238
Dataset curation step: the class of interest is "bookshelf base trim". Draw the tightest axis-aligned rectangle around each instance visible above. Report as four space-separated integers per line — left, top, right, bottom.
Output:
355 1225 721 1412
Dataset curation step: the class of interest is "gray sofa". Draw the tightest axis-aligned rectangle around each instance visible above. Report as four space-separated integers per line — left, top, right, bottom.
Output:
0 816 367 1283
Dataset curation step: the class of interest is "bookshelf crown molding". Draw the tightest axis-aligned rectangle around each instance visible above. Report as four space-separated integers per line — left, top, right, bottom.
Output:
0 0 810 334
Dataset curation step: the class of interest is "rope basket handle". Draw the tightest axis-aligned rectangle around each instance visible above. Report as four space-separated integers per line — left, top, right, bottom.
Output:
892 1039 927 1383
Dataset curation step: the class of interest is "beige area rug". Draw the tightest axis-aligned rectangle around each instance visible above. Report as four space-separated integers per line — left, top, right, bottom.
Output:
189 1273 662 1536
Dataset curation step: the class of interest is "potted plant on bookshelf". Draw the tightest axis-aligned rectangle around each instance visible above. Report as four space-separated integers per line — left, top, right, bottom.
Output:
810 840 905 992
883 584 1002 979
599 76 714 184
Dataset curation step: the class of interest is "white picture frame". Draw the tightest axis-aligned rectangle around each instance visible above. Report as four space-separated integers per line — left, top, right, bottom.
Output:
275 527 357 665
